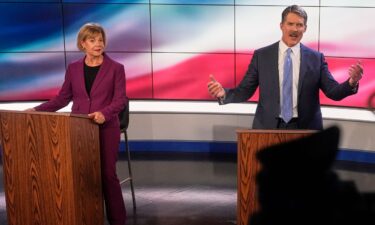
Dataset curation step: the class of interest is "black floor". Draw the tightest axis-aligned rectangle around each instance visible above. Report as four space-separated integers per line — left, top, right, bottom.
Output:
1 152 375 225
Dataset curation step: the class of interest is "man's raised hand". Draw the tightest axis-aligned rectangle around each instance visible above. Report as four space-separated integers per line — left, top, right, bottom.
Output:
207 74 225 98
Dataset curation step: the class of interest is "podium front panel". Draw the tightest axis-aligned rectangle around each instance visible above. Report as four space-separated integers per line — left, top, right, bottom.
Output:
0 111 103 225
237 129 314 225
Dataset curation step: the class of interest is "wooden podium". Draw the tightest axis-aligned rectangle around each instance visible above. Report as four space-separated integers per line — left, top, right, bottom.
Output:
0 110 103 225
236 129 315 225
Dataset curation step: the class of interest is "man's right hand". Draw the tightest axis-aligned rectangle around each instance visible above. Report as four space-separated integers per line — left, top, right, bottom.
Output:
207 74 225 98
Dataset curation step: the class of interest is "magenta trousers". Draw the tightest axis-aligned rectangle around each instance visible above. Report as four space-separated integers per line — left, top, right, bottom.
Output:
99 127 126 225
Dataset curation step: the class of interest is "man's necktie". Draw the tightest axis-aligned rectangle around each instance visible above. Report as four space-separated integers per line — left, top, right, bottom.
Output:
281 48 293 123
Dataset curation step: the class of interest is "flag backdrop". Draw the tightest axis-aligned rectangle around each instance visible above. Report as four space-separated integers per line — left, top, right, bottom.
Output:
0 0 374 109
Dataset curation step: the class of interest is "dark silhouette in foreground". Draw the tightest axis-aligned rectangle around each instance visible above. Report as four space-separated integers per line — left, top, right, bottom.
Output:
249 126 375 225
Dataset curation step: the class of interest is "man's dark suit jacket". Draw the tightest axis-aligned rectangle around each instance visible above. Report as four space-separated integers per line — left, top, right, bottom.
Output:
223 42 357 130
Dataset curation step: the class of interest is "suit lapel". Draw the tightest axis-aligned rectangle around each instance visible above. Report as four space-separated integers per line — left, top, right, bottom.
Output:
270 42 280 108
76 57 89 98
272 43 280 94
298 44 308 97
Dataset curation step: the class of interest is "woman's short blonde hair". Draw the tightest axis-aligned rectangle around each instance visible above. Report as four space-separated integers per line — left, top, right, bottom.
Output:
76 23 106 51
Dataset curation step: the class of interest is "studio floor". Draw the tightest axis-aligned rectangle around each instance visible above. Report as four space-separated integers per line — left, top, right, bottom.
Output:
1 152 375 225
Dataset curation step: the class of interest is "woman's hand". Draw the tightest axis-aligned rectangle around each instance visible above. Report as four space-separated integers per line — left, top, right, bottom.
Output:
88 111 106 124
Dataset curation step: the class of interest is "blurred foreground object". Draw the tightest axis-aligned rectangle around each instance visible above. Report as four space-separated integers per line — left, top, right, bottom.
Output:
250 126 375 225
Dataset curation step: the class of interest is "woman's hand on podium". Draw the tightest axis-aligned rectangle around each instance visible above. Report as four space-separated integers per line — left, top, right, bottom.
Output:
24 108 36 112
88 111 106 124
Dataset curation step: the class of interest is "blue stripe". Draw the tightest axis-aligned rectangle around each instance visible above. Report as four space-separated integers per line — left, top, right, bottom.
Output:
119 141 375 164
120 140 237 153
337 149 375 164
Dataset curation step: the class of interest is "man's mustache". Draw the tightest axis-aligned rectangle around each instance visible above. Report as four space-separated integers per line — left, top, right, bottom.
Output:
289 32 299 36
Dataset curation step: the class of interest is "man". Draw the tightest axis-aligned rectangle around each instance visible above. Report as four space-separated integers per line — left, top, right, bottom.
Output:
208 5 363 130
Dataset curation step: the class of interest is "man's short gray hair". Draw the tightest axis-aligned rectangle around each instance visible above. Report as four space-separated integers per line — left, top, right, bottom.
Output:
281 5 308 25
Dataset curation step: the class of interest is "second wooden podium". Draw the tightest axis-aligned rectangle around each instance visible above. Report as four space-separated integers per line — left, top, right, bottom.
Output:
0 110 103 225
237 129 315 225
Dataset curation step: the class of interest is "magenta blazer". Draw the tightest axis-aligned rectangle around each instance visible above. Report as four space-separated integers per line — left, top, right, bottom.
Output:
35 53 126 129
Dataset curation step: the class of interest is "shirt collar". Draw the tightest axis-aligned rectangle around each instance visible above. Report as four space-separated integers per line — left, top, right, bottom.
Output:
279 40 300 55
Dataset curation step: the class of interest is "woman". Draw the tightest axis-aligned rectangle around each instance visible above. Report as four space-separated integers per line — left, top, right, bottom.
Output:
29 23 127 225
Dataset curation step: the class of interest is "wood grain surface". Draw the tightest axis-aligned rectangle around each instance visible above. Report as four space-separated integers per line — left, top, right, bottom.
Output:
0 111 103 225
237 130 314 225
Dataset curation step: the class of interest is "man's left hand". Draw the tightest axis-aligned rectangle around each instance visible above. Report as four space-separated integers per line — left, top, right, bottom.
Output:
349 61 363 87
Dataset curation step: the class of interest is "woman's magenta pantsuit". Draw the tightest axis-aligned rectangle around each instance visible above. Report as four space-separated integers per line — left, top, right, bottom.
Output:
35 53 127 225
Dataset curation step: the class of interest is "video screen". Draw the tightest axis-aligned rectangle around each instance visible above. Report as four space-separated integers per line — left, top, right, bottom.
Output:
0 1 373 108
